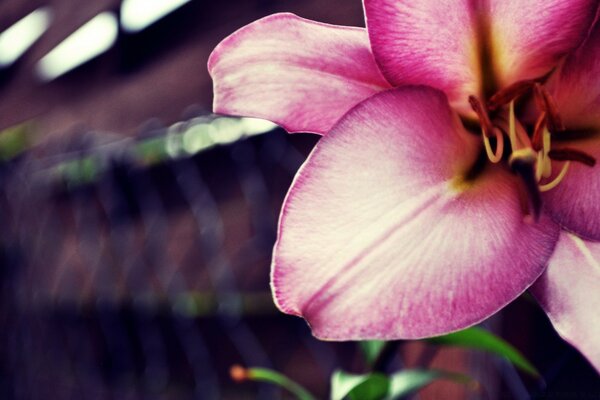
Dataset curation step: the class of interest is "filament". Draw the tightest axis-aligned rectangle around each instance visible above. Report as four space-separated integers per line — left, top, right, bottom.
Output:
539 161 570 192
482 127 504 163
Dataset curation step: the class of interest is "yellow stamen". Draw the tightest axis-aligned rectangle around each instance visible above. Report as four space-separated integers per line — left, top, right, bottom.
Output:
535 151 544 181
508 100 517 150
482 127 504 163
539 161 570 192
541 127 552 178
543 128 551 154
534 127 553 181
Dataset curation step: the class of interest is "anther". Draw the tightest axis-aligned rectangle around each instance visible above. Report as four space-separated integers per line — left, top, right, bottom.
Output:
468 96 494 137
548 148 597 167
488 79 537 111
534 83 564 133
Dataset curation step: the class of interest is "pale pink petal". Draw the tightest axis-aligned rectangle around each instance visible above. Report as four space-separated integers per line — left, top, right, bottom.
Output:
363 0 480 115
542 138 600 240
489 0 599 89
545 21 600 130
271 86 559 340
208 13 391 135
531 233 600 372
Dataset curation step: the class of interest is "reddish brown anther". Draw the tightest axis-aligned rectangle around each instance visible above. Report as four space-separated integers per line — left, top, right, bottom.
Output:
534 83 565 133
468 95 495 137
487 79 537 111
548 148 596 167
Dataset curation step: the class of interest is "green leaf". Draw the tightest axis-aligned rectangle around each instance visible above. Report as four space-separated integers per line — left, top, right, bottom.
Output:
331 370 389 400
359 340 387 366
0 123 33 161
427 326 539 376
236 366 316 400
386 369 477 399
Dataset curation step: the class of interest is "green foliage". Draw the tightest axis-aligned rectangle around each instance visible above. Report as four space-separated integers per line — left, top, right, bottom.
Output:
0 123 33 161
427 326 539 376
330 369 476 400
241 367 316 400
359 340 387 366
387 369 476 399
331 370 389 400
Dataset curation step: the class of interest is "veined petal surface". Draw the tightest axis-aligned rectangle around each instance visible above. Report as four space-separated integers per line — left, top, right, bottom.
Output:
541 139 600 241
538 23 600 240
363 0 480 115
488 0 599 89
271 86 559 340
545 21 600 131
208 13 391 134
531 233 600 372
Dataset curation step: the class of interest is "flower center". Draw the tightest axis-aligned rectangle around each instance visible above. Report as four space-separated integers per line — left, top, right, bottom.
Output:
468 80 596 219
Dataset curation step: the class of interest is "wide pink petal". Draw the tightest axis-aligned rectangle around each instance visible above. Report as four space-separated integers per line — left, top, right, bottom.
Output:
542 138 600 240
363 0 480 115
488 0 599 89
271 86 559 340
545 20 600 130
531 233 600 372
208 13 391 135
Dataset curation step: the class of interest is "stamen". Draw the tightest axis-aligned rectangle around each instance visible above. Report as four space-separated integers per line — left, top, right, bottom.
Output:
531 112 546 151
534 83 564 132
548 148 597 166
468 96 494 137
541 128 552 178
539 161 571 192
482 127 504 163
535 151 544 182
488 79 536 111
508 100 518 150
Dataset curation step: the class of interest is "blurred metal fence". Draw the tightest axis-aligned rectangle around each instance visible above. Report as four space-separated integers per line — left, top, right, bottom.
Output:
0 116 356 399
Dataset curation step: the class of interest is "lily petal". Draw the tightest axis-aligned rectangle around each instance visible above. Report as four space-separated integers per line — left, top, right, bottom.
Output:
489 0 599 90
542 139 600 240
271 86 559 340
208 13 391 134
538 23 600 240
545 20 600 130
531 233 600 372
363 0 480 115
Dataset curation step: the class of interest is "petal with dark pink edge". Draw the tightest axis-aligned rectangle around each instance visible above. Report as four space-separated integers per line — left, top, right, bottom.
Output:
271 86 559 340
208 13 391 135
531 233 600 372
363 0 480 115
489 0 599 90
545 21 600 131
542 138 600 240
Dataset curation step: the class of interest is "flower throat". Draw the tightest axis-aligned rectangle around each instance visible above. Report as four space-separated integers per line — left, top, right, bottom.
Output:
468 80 596 220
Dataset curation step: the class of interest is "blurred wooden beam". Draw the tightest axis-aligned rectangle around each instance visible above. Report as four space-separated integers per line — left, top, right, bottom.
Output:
0 0 364 137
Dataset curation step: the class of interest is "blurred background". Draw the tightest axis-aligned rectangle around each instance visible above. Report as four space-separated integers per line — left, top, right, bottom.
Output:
0 0 598 399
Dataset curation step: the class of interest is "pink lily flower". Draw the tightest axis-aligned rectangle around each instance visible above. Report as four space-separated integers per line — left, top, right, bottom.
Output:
208 1 600 371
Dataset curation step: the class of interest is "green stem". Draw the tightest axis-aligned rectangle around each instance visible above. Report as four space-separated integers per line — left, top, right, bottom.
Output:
232 365 317 400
